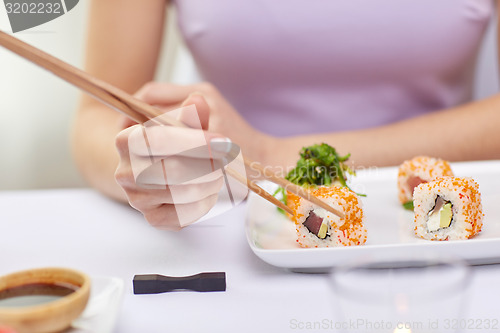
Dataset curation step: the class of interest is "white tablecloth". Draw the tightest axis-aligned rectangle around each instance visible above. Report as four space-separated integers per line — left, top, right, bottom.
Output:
1 189 500 332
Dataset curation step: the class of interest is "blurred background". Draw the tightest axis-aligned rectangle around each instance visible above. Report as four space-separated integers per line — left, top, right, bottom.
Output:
0 2 498 190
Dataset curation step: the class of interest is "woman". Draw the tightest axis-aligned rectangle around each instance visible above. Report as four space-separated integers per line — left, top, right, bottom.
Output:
73 0 500 230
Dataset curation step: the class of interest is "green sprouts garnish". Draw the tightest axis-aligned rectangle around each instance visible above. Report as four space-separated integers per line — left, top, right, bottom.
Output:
403 200 414 211
285 143 354 188
274 143 365 211
273 186 287 215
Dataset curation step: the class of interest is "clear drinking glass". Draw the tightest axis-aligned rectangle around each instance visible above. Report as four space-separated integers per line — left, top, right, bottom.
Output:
329 254 471 333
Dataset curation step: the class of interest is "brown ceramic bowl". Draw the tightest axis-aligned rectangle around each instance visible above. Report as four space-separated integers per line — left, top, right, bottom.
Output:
0 267 90 333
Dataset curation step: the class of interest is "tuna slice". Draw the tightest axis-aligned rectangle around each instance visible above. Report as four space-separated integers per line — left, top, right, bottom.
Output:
407 176 426 194
303 211 324 236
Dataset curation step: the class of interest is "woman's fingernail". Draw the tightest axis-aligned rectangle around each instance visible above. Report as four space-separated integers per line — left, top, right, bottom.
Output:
210 138 232 153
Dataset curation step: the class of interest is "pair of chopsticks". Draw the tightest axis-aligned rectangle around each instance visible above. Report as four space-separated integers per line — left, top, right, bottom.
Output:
0 31 344 219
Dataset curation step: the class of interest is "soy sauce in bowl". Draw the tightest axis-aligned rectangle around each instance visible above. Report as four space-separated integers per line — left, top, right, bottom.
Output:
0 282 78 308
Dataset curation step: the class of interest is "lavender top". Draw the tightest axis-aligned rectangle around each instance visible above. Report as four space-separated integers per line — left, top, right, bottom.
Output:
173 0 493 137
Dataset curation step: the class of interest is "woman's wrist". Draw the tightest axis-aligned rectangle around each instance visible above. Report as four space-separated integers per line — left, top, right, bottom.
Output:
248 131 285 169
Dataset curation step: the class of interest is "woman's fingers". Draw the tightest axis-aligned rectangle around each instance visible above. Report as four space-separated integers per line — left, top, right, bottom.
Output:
139 91 211 131
125 177 224 208
133 156 224 186
128 125 207 157
125 124 232 159
134 82 218 108
135 82 194 105
143 194 220 230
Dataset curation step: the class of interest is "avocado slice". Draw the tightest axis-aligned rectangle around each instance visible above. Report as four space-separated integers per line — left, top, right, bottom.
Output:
439 203 453 228
317 222 328 239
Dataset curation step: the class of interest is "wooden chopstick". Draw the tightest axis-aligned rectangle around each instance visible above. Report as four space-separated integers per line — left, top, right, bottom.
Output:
224 167 293 215
0 31 344 219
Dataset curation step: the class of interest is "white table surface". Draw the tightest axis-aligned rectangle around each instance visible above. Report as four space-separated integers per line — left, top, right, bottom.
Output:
1 189 500 333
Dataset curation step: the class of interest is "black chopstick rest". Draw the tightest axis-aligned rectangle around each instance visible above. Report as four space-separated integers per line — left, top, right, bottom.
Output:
133 272 226 294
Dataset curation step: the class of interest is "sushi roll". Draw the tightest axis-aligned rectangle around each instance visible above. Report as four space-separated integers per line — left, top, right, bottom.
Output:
397 156 454 209
413 177 483 241
293 186 367 248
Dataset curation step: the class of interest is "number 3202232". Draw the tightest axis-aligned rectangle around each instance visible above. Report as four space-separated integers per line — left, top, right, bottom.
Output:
5 2 62 14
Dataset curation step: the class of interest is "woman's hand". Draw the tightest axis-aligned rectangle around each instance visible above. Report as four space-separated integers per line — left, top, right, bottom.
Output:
115 94 234 230
134 82 276 166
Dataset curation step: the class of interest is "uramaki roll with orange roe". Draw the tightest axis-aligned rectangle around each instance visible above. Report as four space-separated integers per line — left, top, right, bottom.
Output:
397 156 454 209
293 186 367 248
413 177 483 241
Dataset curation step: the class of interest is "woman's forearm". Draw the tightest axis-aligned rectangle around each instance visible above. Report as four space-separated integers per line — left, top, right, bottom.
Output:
265 93 500 169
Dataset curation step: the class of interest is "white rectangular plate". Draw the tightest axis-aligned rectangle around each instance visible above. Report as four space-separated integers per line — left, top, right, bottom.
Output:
245 160 500 271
